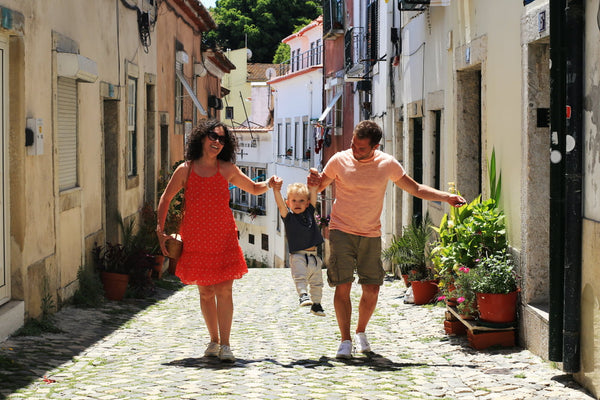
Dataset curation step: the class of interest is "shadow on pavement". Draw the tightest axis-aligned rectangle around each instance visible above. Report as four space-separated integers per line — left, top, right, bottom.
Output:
165 353 479 372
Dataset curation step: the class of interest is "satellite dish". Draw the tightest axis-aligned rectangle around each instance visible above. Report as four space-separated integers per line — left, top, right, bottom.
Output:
246 48 253 61
265 67 276 80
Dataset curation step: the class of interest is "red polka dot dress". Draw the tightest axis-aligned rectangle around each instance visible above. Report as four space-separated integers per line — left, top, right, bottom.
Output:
176 163 248 286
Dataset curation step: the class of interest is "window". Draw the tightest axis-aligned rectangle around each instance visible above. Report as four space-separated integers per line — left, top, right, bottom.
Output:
285 122 292 156
316 39 322 64
334 92 343 128
127 77 138 176
255 168 266 209
175 61 183 124
303 121 310 159
294 121 300 158
433 110 442 190
310 42 315 66
367 0 379 66
57 77 78 190
277 123 284 155
239 166 248 204
261 234 269 251
225 106 234 120
249 234 255 244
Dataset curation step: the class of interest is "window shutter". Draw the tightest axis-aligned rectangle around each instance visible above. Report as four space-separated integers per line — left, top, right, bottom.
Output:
57 77 77 190
368 0 379 65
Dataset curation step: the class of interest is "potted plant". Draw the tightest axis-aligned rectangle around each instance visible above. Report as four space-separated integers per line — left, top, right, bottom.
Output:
286 147 293 157
383 214 438 304
92 215 155 300
470 250 519 323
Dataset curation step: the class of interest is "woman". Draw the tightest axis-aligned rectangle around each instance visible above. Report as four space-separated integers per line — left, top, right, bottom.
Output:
156 119 274 362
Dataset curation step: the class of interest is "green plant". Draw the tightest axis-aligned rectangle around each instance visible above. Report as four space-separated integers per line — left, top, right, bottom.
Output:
92 214 156 298
71 265 105 308
383 214 435 281
157 160 186 234
137 202 161 255
470 251 518 294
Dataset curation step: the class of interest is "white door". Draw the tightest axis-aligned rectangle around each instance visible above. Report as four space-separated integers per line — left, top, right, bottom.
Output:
0 37 9 305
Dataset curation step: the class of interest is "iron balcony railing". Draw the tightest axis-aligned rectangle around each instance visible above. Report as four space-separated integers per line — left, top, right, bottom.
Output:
275 44 323 77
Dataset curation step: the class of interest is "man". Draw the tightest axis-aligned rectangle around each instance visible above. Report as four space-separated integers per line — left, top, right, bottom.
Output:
308 120 466 359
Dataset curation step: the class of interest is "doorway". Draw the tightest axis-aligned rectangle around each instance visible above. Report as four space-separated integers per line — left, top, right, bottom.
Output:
412 117 423 221
103 100 119 244
456 68 482 201
0 40 7 305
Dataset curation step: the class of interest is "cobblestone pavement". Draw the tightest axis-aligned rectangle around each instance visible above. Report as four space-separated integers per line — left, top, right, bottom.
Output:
0 268 595 400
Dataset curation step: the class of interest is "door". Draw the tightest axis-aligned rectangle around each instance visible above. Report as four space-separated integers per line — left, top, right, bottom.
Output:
0 38 9 305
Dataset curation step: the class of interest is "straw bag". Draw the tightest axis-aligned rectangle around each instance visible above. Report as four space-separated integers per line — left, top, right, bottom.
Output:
166 162 191 263
166 234 183 260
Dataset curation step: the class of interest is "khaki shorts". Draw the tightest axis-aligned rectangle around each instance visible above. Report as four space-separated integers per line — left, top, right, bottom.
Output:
327 229 384 286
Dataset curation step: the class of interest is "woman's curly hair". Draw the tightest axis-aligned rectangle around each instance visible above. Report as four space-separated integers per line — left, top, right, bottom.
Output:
185 119 238 163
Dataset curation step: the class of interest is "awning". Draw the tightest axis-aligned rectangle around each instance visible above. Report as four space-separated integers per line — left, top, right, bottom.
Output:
176 69 208 116
318 91 343 122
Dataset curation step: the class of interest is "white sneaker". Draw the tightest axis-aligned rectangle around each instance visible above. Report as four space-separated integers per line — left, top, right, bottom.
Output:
354 332 371 353
335 340 353 359
218 345 235 362
204 341 220 357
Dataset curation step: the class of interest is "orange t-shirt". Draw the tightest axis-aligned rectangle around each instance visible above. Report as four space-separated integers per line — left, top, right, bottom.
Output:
323 149 405 237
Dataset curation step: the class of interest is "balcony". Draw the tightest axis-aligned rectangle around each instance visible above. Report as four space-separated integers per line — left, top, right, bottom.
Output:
275 44 323 77
323 0 344 40
344 27 367 82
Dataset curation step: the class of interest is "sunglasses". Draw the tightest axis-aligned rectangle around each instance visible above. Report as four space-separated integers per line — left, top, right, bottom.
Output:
206 131 227 145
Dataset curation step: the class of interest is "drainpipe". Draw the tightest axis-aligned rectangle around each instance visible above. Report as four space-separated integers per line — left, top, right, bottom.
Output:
562 0 584 373
548 0 566 363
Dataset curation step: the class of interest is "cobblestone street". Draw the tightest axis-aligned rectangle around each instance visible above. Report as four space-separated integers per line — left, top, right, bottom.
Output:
0 268 595 399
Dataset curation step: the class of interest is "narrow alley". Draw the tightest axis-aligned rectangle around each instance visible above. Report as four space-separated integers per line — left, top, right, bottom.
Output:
0 268 593 399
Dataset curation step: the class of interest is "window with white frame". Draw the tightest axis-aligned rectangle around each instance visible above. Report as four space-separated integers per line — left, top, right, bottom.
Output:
334 91 343 128
316 39 322 64
303 121 310 159
239 166 248 204
294 121 300 158
285 122 292 156
254 167 266 209
127 76 137 176
277 123 284 155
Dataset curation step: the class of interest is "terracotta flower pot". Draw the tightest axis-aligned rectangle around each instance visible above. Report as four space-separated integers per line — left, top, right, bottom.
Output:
101 271 129 301
410 280 439 305
476 290 519 323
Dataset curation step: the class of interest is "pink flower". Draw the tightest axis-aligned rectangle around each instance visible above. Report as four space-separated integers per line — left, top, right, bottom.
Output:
437 295 446 301
457 297 465 303
463 267 470 273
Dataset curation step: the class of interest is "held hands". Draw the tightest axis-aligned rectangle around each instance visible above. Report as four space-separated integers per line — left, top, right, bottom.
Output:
307 168 321 187
270 176 283 191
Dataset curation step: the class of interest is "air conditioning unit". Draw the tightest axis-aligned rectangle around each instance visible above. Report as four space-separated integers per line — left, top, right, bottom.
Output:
208 95 224 110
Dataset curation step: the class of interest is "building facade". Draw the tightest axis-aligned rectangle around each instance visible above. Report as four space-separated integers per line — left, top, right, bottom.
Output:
0 0 157 339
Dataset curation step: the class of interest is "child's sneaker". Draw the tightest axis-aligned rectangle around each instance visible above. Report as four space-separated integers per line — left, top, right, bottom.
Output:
299 293 312 306
310 303 326 316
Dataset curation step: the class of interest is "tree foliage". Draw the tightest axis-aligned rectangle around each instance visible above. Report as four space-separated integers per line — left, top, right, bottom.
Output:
205 0 322 63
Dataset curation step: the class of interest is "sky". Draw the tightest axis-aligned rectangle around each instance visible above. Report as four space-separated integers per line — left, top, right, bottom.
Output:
203 0 217 9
